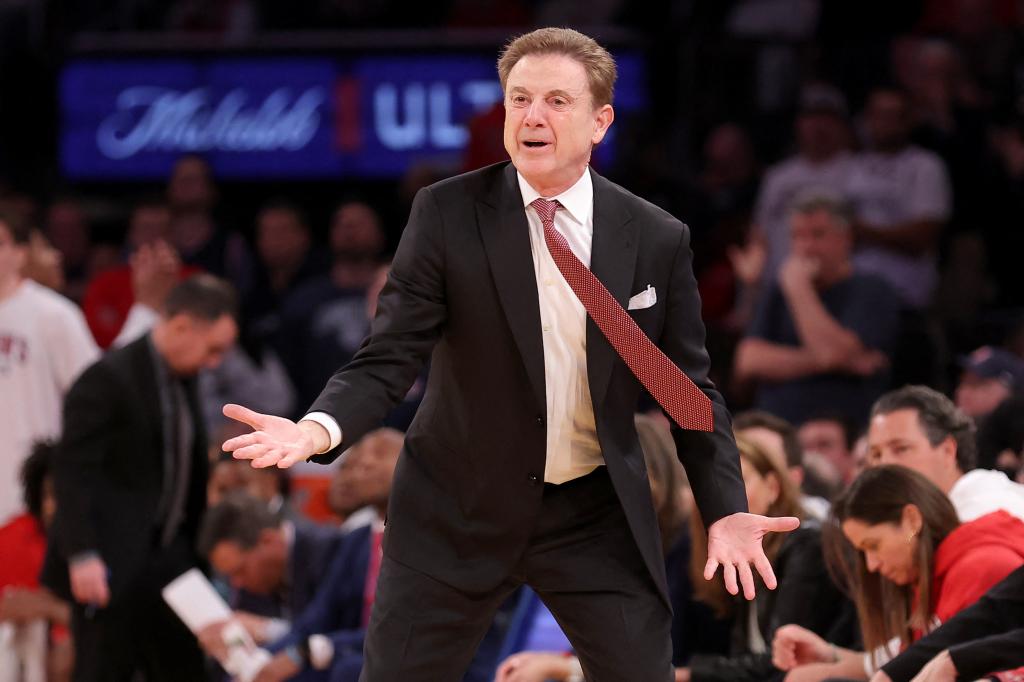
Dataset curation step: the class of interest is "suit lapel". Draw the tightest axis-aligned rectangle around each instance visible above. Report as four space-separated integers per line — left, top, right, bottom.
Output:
587 169 637 411
477 164 547 410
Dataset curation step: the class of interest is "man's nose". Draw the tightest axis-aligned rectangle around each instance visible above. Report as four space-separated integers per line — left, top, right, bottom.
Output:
523 100 546 126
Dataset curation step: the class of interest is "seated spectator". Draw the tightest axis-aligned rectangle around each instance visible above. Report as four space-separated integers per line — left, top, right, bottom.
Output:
872 564 1024 682
734 190 900 426
733 410 832 520
0 442 71 682
43 196 94 303
955 346 1024 474
798 412 857 485
251 428 403 682
754 82 854 282
867 385 1024 521
772 466 1024 680
195 493 344 657
679 435 854 682
846 86 951 311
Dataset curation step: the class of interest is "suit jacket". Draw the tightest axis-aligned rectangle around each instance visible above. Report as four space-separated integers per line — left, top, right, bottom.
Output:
42 334 209 603
309 162 746 605
270 524 371 658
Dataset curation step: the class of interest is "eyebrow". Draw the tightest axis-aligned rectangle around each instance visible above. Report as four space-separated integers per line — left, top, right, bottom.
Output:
508 86 576 100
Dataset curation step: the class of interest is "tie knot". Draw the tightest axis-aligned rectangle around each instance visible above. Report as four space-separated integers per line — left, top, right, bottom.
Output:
531 198 561 225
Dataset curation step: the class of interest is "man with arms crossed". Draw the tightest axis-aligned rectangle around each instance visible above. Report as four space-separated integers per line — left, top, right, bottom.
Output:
224 28 797 681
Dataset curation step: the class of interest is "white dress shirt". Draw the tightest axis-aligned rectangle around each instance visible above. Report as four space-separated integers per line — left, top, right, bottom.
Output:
303 168 604 484
516 170 603 483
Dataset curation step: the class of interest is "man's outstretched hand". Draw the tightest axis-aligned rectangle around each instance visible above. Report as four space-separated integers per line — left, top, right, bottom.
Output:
222 404 327 469
705 512 800 599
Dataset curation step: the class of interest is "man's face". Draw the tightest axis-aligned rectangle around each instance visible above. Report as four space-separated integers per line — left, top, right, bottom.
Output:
865 91 910 151
168 157 216 211
330 203 384 259
503 53 613 194
798 419 852 477
162 313 238 376
0 222 26 281
128 206 172 250
209 533 286 594
796 112 847 160
867 408 957 486
789 209 851 279
955 372 1011 418
257 209 309 272
348 434 402 508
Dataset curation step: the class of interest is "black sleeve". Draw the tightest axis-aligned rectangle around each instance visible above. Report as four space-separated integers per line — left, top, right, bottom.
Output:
53 361 118 558
881 565 1024 682
662 222 746 526
949 629 1024 678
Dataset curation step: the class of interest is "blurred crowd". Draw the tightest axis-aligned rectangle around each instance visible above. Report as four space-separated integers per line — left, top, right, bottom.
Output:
3 0 1024 681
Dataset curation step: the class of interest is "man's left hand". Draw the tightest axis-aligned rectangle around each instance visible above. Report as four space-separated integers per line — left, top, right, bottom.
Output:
910 650 957 682
705 512 800 599
253 652 300 682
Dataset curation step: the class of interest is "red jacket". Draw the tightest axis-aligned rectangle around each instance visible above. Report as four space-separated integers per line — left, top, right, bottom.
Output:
932 510 1024 623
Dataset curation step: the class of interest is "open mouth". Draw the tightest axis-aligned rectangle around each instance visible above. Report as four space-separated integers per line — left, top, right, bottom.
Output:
523 141 550 148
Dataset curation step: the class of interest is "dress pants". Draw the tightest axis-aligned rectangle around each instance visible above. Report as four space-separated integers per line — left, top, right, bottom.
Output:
359 466 674 681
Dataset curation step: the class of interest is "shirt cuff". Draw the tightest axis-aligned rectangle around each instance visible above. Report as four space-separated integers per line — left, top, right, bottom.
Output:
300 412 342 453
263 618 289 642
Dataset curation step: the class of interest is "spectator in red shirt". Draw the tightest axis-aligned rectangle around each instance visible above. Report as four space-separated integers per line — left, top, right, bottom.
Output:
0 441 72 680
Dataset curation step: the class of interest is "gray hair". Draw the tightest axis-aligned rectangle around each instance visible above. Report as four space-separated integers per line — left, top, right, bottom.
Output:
788 188 854 230
870 385 977 473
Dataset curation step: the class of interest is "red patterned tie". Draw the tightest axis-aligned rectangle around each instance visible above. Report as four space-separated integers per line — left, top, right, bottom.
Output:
531 198 713 432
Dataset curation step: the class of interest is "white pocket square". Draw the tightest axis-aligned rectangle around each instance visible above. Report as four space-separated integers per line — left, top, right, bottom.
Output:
627 285 657 311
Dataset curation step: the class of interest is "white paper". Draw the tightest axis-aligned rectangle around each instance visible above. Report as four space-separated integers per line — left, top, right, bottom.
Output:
161 568 233 632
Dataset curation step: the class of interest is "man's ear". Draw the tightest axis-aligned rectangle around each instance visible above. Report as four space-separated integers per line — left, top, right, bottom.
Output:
591 104 615 145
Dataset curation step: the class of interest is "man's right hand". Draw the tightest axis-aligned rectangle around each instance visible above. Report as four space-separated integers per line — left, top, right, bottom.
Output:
222 404 326 469
69 556 110 608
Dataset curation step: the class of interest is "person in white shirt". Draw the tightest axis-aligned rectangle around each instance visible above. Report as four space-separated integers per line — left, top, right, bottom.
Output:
846 87 952 310
0 209 98 525
866 385 1024 522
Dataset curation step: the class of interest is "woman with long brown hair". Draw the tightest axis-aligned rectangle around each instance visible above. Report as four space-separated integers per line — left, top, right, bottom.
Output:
679 435 854 682
772 465 1024 680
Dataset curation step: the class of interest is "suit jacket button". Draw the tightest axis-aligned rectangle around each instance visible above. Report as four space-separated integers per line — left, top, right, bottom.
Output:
527 473 540 484
535 416 545 427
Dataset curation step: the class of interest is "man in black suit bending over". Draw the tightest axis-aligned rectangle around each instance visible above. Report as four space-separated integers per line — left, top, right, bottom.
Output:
223 28 798 682
44 274 238 681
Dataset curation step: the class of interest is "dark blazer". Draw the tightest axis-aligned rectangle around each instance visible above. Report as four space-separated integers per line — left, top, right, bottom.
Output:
270 524 372 658
42 334 209 603
308 162 746 605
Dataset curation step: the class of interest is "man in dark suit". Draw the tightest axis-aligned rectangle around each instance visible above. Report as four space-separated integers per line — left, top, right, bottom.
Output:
44 274 238 681
194 492 345 648
224 28 798 681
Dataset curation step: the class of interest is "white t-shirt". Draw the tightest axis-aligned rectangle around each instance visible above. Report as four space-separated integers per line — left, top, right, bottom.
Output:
846 146 951 309
949 468 1024 523
754 152 855 281
0 280 98 523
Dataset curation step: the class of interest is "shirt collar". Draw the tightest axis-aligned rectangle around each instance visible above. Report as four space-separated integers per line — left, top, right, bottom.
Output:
517 168 593 227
